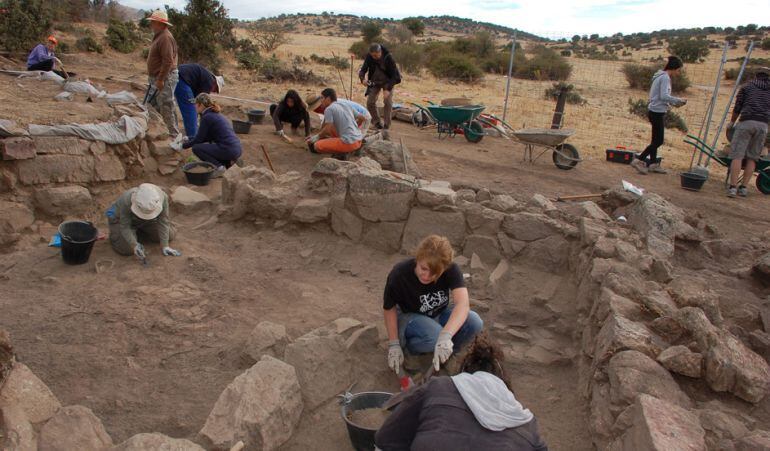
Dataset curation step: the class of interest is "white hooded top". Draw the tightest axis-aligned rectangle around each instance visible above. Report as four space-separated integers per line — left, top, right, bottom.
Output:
451 371 534 432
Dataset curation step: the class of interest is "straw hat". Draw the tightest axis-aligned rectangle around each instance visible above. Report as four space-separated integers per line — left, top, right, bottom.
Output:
305 94 323 112
130 183 164 220
147 9 173 26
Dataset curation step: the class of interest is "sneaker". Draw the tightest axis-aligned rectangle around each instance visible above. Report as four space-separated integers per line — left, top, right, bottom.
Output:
630 158 649 174
737 185 748 197
648 163 668 174
727 186 737 198
211 166 226 178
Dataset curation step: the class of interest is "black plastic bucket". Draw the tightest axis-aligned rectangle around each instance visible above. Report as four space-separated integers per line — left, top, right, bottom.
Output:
341 392 393 451
183 161 216 186
680 172 707 191
232 119 252 134
59 221 97 265
247 109 266 124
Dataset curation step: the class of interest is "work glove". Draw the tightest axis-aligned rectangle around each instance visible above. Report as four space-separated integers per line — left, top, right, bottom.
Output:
433 331 454 371
134 243 146 260
387 340 404 374
307 134 320 144
162 246 182 257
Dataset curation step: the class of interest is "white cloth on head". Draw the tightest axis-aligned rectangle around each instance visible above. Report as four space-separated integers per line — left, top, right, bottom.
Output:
451 371 533 431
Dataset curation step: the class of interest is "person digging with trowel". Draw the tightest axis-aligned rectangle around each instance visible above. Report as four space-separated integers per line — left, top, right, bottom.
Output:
146 9 180 139
305 88 364 158
26 35 67 79
270 90 311 143
383 235 484 377
107 183 181 262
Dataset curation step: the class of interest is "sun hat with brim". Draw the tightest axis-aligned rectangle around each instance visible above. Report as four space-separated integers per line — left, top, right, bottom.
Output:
305 94 323 112
130 183 164 220
148 9 172 26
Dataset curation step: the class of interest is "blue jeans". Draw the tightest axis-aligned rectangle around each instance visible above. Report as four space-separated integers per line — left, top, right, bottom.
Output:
174 79 198 138
192 143 241 168
398 306 483 355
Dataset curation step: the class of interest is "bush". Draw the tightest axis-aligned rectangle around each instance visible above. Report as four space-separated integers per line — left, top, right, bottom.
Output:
622 63 690 93
106 19 141 53
402 18 425 36
387 24 413 45
480 51 511 74
725 66 764 81
515 46 572 81
668 37 709 63
429 53 482 82
361 21 382 44
309 53 350 69
57 41 71 53
544 83 587 105
560 50 572 57
390 43 423 74
236 50 261 70
0 0 52 52
76 36 103 53
628 98 688 132
761 38 770 51
248 22 289 53
166 0 235 72
349 40 369 58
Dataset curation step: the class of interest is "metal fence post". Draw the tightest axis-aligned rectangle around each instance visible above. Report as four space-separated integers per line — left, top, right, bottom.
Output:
502 32 517 123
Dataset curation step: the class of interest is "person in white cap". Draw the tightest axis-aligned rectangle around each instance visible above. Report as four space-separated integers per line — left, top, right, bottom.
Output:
106 183 180 260
146 9 180 138
175 63 225 139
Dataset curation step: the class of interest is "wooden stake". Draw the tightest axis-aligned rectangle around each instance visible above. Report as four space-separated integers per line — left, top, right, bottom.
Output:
553 193 603 202
260 144 276 174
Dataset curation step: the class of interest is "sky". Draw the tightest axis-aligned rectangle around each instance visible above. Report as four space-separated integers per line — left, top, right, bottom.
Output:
120 0 769 37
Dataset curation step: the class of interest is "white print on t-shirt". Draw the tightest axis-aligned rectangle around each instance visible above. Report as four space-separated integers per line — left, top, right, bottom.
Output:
419 291 448 314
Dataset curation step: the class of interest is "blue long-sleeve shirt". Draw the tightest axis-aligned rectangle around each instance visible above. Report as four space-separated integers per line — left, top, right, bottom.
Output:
27 44 54 67
182 109 242 153
178 63 216 96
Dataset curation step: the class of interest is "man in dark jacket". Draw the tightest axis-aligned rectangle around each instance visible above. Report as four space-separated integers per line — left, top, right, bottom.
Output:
175 63 224 138
359 43 401 130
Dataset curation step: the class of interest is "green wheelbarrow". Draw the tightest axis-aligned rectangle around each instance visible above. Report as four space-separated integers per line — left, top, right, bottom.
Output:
411 103 486 143
684 134 770 194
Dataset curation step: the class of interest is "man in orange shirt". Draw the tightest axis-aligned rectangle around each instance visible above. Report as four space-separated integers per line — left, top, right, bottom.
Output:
146 9 180 138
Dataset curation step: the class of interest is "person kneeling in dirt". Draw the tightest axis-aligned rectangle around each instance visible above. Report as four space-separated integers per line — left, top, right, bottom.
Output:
26 35 66 79
175 63 225 139
305 88 363 157
375 333 547 451
107 183 180 261
269 90 311 140
182 93 243 178
307 94 372 133
383 235 483 375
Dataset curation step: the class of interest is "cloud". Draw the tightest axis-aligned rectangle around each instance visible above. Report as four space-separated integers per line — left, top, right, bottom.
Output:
119 0 767 36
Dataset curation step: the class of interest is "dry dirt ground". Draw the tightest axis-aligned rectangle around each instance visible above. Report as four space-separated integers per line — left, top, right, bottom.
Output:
1 30 770 450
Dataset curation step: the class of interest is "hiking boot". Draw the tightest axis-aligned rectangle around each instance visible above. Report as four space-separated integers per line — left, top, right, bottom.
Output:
211 166 226 178
727 186 737 198
648 163 668 174
630 158 648 174
738 185 748 197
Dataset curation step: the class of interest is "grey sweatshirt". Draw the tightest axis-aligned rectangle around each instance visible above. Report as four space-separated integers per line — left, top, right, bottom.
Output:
648 70 685 113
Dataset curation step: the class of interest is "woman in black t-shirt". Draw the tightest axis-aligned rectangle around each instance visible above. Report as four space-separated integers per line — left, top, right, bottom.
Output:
383 235 484 374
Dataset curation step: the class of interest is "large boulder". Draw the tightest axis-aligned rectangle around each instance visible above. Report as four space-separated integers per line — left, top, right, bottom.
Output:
290 198 330 224
735 430 770 451
284 326 352 410
361 140 420 176
594 314 665 365
610 394 706 451
362 221 405 253
38 405 112 451
667 277 723 326
401 208 466 252
463 234 501 266
501 213 561 242
0 201 34 245
111 433 204 451
348 168 416 222
518 235 569 271
608 350 692 411
1 137 35 160
657 345 702 378
242 321 289 363
34 185 92 216
331 207 363 242
753 252 770 285
1 405 36 451
199 355 303 450
463 203 504 236
627 193 699 259
0 362 61 424
416 181 456 207
171 186 212 213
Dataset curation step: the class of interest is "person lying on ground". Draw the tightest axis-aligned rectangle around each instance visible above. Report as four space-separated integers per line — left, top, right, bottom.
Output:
305 88 364 156
26 36 66 79
107 183 180 261
631 55 687 175
182 93 242 178
725 66 770 198
175 63 224 139
359 43 401 130
146 9 180 138
269 90 311 139
308 94 372 133
383 235 483 375
375 333 547 451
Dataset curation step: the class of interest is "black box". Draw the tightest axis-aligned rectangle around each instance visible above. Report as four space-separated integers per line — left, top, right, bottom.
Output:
606 148 635 164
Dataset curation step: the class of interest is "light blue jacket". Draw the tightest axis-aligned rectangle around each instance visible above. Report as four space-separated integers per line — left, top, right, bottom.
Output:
648 70 685 113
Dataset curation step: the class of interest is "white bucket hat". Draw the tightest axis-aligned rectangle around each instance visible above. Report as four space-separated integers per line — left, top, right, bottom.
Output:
215 75 225 93
130 183 164 220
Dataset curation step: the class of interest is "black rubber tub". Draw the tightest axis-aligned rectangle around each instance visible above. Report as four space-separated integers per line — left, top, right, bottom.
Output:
247 109 266 124
680 172 707 191
59 221 98 265
183 161 216 186
341 392 393 451
232 119 252 134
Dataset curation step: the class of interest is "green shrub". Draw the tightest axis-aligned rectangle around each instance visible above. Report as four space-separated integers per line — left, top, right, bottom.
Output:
668 37 709 63
544 83 587 105
429 53 482 82
236 50 262 70
725 66 764 81
390 43 423 74
166 0 235 72
622 63 690 92
0 0 52 52
402 18 425 36
57 41 71 53
560 49 572 57
349 40 369 59
361 21 382 44
761 38 770 51
309 53 349 69
106 19 141 53
75 36 103 53
515 46 572 81
628 98 688 132
480 52 511 74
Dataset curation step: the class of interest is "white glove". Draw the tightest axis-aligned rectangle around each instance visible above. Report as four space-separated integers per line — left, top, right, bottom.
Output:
162 246 181 257
387 340 404 374
308 134 320 144
433 331 454 371
134 243 146 259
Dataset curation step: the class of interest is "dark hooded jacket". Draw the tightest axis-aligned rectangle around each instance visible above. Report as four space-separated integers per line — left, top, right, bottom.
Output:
734 76 770 124
358 46 402 91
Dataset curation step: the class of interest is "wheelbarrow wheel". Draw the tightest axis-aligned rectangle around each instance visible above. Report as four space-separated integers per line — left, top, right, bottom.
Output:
756 169 770 194
464 120 484 143
553 143 579 170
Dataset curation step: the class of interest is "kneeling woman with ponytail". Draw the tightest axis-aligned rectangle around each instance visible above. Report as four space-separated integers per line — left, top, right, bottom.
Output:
182 93 243 178
375 333 548 451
